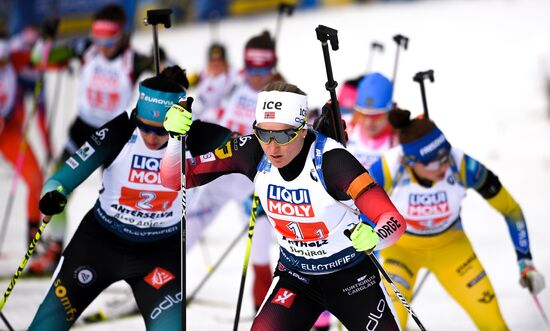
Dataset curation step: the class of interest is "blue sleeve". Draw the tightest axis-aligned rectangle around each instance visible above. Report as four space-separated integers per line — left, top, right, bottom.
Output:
463 154 488 190
368 158 386 189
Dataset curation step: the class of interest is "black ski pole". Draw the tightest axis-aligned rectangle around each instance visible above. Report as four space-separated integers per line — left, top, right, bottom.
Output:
368 252 426 331
314 25 346 146
343 230 426 331
186 223 248 306
0 312 13 331
391 34 409 91
143 8 184 330
413 70 435 119
144 9 172 74
366 41 384 73
233 194 260 331
274 2 295 45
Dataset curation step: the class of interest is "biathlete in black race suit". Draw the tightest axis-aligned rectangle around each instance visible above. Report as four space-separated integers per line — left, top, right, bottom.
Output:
160 81 407 330
28 66 224 330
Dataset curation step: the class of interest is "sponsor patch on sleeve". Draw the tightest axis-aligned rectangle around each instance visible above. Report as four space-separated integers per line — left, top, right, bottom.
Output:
214 141 232 159
76 142 95 161
66 157 79 169
199 152 215 163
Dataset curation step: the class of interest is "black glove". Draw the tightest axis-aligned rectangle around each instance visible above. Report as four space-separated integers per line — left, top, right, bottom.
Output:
41 17 60 40
313 101 348 144
186 120 232 157
39 190 67 215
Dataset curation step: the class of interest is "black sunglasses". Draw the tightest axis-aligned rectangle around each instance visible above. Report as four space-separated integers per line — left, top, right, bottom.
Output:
136 118 168 136
253 123 305 145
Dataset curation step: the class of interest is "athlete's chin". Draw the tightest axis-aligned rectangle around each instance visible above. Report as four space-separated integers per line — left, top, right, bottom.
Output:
269 157 290 168
436 173 446 181
145 142 163 150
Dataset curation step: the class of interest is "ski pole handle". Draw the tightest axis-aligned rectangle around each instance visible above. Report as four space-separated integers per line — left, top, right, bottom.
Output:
366 42 384 74
413 70 435 119
315 25 346 146
144 9 173 75
372 42 384 51
275 2 296 44
391 34 409 93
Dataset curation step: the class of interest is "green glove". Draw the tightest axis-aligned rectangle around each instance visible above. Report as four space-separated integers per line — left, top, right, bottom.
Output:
164 103 192 137
350 222 379 252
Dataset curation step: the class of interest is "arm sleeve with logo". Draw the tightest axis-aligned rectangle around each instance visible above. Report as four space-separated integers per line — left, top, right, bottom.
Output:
462 153 532 260
160 134 263 191
42 112 134 196
323 149 406 250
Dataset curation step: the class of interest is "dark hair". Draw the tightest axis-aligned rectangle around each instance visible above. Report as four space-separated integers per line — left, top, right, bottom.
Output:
245 30 275 51
141 65 189 92
208 42 226 61
93 4 126 24
388 108 437 144
262 81 305 96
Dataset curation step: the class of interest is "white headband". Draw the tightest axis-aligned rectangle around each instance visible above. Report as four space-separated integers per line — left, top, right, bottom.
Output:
255 91 308 127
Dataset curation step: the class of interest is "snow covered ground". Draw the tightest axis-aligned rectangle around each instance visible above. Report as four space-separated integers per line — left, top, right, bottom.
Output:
1 0 550 329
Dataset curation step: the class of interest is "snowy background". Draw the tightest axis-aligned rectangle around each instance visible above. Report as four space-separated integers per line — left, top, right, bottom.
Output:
1 0 550 330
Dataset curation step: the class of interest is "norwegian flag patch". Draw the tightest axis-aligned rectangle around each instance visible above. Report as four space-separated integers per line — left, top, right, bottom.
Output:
264 111 276 119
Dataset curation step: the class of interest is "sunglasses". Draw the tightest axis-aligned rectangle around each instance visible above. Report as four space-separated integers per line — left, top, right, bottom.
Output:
254 123 305 145
405 151 450 170
136 118 168 136
93 36 120 48
246 67 272 76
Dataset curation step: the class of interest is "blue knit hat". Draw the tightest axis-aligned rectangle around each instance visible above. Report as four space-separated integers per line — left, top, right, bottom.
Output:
354 72 393 115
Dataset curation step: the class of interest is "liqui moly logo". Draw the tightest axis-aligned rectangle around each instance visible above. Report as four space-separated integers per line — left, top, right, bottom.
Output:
408 191 450 217
267 184 314 217
128 155 162 184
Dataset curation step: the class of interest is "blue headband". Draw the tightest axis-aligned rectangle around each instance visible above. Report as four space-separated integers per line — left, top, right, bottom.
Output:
402 127 451 164
137 84 186 123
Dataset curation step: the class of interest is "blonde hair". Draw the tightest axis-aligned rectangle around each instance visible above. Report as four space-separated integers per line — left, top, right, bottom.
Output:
262 81 306 96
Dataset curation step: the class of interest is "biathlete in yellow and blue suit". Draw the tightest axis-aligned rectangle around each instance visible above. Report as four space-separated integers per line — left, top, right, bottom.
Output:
368 107 545 330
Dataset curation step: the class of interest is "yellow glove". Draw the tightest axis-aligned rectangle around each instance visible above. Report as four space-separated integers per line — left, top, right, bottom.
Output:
350 222 379 252
164 101 193 137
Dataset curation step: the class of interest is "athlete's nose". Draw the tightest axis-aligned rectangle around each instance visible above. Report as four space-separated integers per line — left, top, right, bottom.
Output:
265 140 280 153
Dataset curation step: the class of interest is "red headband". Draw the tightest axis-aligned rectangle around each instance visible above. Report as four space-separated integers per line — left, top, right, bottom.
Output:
92 20 122 39
244 48 276 68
